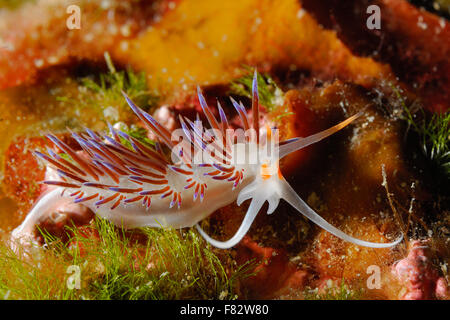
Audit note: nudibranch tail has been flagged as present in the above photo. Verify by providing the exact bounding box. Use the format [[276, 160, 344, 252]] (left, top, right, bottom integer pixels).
[[11, 188, 73, 247]]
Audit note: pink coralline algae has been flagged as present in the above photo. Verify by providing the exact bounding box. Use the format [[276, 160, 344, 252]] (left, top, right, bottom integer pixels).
[[392, 240, 448, 300]]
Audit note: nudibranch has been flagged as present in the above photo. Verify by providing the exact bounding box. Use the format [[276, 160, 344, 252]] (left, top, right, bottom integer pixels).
[[12, 71, 402, 249]]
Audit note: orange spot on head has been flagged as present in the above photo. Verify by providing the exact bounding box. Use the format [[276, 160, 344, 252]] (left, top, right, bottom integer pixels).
[[261, 163, 271, 180]]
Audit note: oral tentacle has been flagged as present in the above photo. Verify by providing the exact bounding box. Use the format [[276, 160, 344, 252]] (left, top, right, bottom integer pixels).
[[236, 181, 259, 205], [280, 178, 403, 248], [266, 194, 280, 214], [195, 195, 264, 249]]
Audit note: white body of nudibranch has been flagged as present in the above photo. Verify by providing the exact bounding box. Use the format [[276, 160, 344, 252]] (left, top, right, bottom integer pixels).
[[12, 71, 402, 249]]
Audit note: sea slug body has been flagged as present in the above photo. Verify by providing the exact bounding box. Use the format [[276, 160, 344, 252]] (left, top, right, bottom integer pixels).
[[12, 71, 402, 249]]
